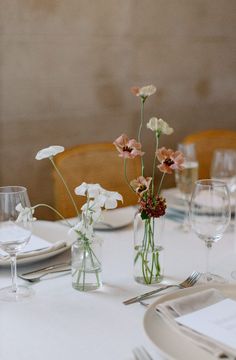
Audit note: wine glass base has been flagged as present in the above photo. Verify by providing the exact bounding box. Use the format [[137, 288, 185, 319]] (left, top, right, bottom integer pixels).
[[0, 285, 34, 302], [199, 272, 227, 284]]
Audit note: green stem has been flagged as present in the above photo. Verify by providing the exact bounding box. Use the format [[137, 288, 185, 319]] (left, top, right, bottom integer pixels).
[[33, 203, 73, 226], [50, 157, 80, 217], [152, 134, 159, 195], [157, 173, 166, 195], [124, 159, 136, 193], [138, 98, 145, 176]]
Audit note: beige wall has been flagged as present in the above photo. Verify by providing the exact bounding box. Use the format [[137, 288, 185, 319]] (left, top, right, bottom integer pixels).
[[0, 0, 236, 218]]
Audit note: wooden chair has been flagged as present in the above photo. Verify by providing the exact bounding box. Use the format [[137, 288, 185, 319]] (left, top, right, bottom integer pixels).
[[182, 129, 236, 179], [52, 143, 140, 218]]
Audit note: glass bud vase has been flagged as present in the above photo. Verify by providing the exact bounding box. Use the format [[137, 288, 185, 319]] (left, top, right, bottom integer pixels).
[[134, 212, 165, 285], [71, 234, 102, 291]]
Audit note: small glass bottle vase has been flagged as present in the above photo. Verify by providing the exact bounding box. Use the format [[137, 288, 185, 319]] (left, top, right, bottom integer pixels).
[[71, 234, 102, 291], [134, 212, 165, 285]]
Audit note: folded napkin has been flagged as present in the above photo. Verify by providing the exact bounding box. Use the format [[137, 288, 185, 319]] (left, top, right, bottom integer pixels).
[[156, 288, 236, 359], [0, 236, 67, 261]]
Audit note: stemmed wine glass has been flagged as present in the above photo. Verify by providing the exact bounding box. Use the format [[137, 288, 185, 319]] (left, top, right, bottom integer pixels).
[[189, 179, 231, 283], [0, 186, 34, 301], [211, 149, 236, 192], [175, 143, 199, 231]]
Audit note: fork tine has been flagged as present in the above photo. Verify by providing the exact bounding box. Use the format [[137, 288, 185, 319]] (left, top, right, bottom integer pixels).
[[181, 271, 200, 288]]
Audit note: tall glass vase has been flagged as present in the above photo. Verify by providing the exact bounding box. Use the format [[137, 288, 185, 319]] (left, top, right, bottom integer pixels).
[[71, 234, 102, 291], [134, 212, 165, 285]]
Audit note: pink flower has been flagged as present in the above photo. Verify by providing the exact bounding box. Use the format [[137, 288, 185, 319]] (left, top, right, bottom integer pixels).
[[113, 134, 144, 159], [130, 176, 152, 196], [156, 147, 184, 174], [130, 85, 156, 98]]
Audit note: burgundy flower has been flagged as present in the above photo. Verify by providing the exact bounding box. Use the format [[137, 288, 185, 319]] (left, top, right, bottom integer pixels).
[[139, 195, 166, 218]]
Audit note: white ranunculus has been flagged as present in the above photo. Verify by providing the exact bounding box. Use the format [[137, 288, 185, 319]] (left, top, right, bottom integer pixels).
[[75, 183, 102, 198], [16, 203, 36, 222], [35, 146, 64, 160], [147, 117, 174, 135], [96, 190, 123, 210], [139, 85, 156, 97]]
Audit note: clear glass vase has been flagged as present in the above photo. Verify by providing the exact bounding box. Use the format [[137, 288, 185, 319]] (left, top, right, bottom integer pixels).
[[71, 234, 102, 291], [134, 212, 165, 285]]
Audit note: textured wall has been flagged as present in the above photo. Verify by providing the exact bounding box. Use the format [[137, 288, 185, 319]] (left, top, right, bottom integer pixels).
[[0, 0, 236, 218]]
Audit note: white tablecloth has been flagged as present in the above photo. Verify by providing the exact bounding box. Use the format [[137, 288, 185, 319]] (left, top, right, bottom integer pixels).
[[1, 213, 236, 360]]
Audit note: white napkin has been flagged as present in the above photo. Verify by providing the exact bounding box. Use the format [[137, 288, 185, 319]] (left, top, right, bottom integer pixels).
[[0, 234, 67, 260], [156, 288, 236, 359]]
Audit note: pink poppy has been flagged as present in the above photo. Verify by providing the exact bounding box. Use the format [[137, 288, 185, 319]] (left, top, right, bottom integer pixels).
[[113, 134, 144, 159], [156, 147, 184, 174], [130, 176, 152, 196]]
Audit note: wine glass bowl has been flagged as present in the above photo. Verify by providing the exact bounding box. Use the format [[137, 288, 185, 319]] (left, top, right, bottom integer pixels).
[[211, 149, 236, 192], [0, 186, 34, 301], [189, 179, 231, 283]]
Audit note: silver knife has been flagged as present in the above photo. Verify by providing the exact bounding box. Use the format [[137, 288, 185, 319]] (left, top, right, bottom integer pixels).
[[18, 263, 71, 281]]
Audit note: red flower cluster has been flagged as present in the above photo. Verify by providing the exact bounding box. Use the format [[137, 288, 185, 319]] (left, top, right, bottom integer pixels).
[[139, 195, 167, 219]]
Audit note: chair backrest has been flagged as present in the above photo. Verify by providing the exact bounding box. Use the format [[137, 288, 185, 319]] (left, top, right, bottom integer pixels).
[[182, 129, 236, 179], [52, 143, 140, 218]]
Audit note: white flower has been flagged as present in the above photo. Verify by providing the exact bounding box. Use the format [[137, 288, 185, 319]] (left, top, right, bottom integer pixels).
[[69, 220, 93, 240], [81, 200, 102, 223], [75, 183, 102, 198], [139, 85, 156, 97], [96, 190, 123, 210], [35, 146, 64, 160], [147, 117, 173, 135], [16, 204, 36, 222]]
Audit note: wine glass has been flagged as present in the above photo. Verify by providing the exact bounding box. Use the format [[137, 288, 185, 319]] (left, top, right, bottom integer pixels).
[[0, 186, 34, 301], [211, 149, 236, 192], [189, 179, 231, 283], [175, 143, 199, 231]]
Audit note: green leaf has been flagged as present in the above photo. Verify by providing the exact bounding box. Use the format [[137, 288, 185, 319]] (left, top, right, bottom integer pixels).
[[141, 211, 149, 220]]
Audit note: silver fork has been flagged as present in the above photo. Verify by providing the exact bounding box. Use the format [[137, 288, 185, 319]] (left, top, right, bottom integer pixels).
[[123, 271, 200, 305], [132, 346, 153, 360]]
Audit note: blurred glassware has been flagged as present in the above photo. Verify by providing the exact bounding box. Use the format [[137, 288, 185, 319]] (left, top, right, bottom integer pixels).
[[175, 143, 199, 231], [211, 149, 236, 193], [190, 179, 231, 283], [0, 186, 34, 301]]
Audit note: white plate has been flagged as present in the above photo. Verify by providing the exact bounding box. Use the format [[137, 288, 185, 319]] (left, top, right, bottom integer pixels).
[[94, 206, 136, 231], [143, 284, 236, 360], [0, 220, 75, 266]]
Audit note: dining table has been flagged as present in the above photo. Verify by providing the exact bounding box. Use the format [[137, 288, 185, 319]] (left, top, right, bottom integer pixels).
[[1, 196, 236, 360]]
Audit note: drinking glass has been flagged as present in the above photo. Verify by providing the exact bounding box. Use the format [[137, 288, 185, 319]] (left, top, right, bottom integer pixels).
[[175, 143, 199, 231], [211, 149, 236, 192], [0, 186, 34, 301], [189, 179, 231, 283]]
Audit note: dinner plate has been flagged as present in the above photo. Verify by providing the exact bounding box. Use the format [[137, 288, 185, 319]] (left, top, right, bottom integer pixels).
[[143, 284, 236, 360], [0, 220, 75, 266], [94, 206, 136, 231]]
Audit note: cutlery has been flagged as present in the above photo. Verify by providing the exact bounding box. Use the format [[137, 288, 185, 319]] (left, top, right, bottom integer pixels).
[[132, 346, 153, 360], [123, 271, 200, 305], [18, 263, 71, 282]]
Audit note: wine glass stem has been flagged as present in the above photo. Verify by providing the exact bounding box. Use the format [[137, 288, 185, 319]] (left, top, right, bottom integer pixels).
[[206, 241, 212, 280], [183, 194, 190, 229], [10, 254, 17, 293]]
